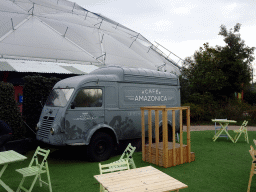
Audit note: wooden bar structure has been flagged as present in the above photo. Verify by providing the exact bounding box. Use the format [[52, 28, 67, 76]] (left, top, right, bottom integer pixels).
[[141, 106, 195, 168]]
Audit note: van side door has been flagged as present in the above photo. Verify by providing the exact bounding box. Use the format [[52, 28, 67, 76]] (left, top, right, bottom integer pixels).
[[64, 87, 104, 144]]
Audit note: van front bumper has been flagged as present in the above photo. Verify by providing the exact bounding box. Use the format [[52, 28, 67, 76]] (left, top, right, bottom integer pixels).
[[36, 134, 67, 146]]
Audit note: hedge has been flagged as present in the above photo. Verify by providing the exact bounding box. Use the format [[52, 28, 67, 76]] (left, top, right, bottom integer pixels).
[[22, 75, 60, 138], [0, 82, 25, 140]]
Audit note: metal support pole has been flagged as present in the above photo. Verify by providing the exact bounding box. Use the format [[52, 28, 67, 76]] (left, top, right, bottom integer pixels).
[[63, 27, 68, 37], [11, 18, 14, 30], [84, 12, 88, 20], [129, 33, 139, 48], [72, 3, 75, 13], [101, 34, 104, 43], [28, 3, 35, 15], [147, 45, 153, 53]]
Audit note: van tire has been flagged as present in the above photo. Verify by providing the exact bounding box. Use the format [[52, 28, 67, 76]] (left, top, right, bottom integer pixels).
[[159, 125, 173, 142], [87, 132, 114, 162]]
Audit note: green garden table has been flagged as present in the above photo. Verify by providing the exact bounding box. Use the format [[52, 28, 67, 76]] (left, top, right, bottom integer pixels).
[[212, 119, 237, 143], [0, 150, 27, 192]]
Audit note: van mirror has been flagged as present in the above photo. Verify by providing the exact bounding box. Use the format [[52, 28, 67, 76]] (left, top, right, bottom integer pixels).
[[71, 102, 76, 109]]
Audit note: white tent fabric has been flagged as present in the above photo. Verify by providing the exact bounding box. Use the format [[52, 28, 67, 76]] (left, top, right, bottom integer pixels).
[[0, 59, 99, 74], [0, 0, 181, 75]]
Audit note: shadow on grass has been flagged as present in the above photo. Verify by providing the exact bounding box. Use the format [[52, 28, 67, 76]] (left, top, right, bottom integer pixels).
[[42, 138, 142, 163]]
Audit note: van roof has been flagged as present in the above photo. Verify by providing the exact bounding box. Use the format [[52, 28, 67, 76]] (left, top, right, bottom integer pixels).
[[91, 66, 178, 85], [54, 66, 179, 88]]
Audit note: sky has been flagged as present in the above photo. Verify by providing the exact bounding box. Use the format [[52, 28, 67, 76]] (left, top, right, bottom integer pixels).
[[73, 0, 256, 78]]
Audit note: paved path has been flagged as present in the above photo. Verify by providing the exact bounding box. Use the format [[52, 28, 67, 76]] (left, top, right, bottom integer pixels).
[[183, 125, 256, 132]]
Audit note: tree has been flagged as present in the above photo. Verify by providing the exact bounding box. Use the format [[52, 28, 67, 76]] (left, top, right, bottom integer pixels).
[[215, 23, 255, 97], [181, 23, 255, 100], [181, 43, 227, 96]]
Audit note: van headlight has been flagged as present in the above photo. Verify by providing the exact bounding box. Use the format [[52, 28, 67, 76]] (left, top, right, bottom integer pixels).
[[50, 128, 54, 135], [35, 122, 40, 131]]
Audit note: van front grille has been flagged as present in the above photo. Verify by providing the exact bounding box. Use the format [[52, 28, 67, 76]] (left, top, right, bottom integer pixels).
[[38, 116, 55, 138]]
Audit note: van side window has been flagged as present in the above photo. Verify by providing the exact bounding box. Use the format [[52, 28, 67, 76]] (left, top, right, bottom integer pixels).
[[74, 89, 102, 107]]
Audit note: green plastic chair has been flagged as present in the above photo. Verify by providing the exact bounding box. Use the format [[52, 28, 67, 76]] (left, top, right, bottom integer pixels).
[[112, 143, 136, 169], [16, 146, 52, 192], [99, 160, 130, 192], [233, 120, 249, 143]]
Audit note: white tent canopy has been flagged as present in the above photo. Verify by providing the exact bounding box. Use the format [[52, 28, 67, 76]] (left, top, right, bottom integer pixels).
[[0, 0, 181, 75]]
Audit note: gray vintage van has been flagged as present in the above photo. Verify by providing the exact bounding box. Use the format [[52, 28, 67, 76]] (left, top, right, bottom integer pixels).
[[36, 66, 181, 161]]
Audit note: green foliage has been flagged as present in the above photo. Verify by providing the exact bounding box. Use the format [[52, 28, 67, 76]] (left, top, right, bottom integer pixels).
[[215, 24, 254, 97], [183, 98, 256, 125], [218, 99, 250, 121], [182, 23, 255, 99], [183, 92, 218, 122], [183, 103, 204, 122], [243, 88, 256, 105], [22, 75, 60, 137], [246, 106, 256, 124], [0, 82, 25, 140], [179, 75, 191, 104], [182, 43, 227, 96]]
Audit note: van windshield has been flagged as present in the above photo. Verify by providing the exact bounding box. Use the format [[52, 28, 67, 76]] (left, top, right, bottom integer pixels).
[[45, 88, 74, 107]]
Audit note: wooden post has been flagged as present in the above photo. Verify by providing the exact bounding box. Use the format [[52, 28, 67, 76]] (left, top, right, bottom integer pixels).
[[148, 110, 152, 163], [187, 107, 191, 163], [141, 109, 145, 161], [180, 109, 183, 164], [155, 110, 159, 166], [172, 110, 176, 166], [163, 108, 168, 168]]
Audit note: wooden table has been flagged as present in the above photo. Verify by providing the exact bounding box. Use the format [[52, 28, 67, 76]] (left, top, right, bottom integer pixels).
[[0, 150, 27, 192], [94, 166, 188, 192], [212, 119, 237, 143]]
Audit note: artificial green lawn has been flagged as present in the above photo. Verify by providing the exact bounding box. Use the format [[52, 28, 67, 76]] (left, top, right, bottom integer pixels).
[[3, 130, 256, 191]]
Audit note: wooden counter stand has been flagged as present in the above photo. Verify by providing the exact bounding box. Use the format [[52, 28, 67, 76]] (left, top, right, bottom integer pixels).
[[141, 106, 195, 168]]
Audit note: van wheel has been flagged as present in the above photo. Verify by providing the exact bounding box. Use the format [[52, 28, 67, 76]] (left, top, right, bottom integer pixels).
[[87, 132, 114, 162], [159, 125, 173, 142]]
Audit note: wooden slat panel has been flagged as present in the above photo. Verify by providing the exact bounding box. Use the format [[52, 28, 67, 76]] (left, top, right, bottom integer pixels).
[[140, 106, 166, 110], [141, 106, 193, 168], [141, 109, 145, 161], [172, 110, 176, 166], [180, 109, 183, 164], [155, 110, 159, 166], [166, 106, 190, 110], [163, 109, 168, 168], [187, 108, 191, 163], [148, 110, 152, 163], [94, 166, 188, 192], [145, 144, 190, 167]]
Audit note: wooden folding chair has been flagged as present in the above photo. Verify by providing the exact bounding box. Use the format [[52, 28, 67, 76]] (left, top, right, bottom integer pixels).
[[112, 143, 136, 169], [248, 145, 256, 192], [233, 120, 249, 143], [99, 160, 130, 192], [16, 146, 52, 192]]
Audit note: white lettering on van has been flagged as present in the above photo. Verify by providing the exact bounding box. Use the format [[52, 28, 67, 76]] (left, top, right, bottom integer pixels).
[[142, 89, 160, 95], [134, 95, 167, 101], [139, 96, 144, 101], [73, 113, 98, 120]]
